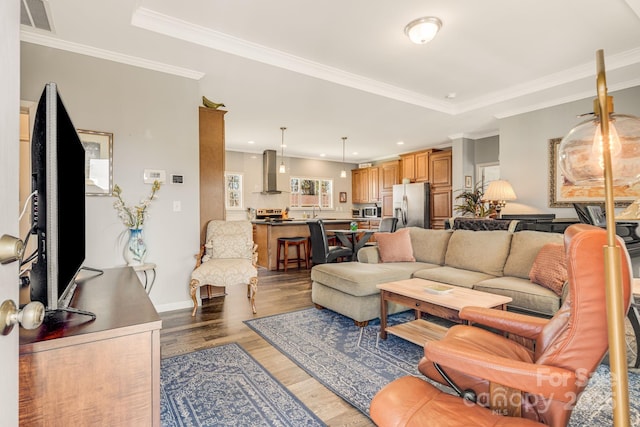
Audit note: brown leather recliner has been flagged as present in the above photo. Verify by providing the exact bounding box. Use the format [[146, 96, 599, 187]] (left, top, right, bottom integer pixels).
[[418, 223, 633, 426]]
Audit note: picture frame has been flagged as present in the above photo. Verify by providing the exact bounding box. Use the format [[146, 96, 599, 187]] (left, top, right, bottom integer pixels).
[[464, 175, 472, 189], [339, 192, 347, 203], [548, 138, 638, 207], [78, 129, 113, 196]]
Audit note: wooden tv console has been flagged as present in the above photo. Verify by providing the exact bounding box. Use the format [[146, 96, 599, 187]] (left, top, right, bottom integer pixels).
[[19, 267, 162, 426]]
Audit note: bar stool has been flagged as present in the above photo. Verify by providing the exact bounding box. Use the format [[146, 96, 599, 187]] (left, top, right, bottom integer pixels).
[[277, 237, 308, 271]]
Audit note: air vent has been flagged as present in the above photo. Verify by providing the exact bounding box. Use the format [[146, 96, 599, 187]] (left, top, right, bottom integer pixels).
[[21, 0, 53, 32]]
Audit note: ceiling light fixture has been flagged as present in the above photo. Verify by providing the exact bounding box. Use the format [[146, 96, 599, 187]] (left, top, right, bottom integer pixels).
[[404, 16, 442, 45], [279, 127, 287, 174], [340, 137, 347, 178]]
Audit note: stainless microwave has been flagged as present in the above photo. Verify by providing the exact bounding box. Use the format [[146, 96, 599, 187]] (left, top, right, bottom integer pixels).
[[351, 208, 363, 218], [363, 206, 381, 218]]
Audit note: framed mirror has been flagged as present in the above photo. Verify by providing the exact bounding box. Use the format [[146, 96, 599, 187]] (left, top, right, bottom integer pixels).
[[78, 129, 113, 196]]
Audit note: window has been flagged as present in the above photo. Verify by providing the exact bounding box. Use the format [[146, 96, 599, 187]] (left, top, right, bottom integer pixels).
[[225, 172, 243, 209], [289, 177, 333, 209]]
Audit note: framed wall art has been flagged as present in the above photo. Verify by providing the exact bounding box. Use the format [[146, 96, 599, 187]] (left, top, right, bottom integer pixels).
[[548, 138, 640, 207], [339, 191, 347, 203], [78, 129, 113, 196]]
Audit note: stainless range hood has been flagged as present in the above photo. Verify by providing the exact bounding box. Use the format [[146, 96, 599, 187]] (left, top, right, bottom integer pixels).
[[262, 150, 282, 194]]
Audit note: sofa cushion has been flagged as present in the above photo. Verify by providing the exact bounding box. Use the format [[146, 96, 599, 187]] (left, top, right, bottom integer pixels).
[[502, 231, 563, 279], [528, 243, 567, 296], [311, 262, 432, 297], [474, 276, 561, 316], [444, 230, 513, 276], [375, 228, 415, 262], [408, 227, 453, 265], [412, 266, 496, 289]]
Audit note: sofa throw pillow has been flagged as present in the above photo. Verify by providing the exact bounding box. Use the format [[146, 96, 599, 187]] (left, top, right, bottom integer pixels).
[[529, 243, 567, 296], [375, 228, 415, 263]]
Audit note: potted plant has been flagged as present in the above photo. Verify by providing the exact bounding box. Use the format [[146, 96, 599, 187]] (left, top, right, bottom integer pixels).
[[454, 184, 493, 218]]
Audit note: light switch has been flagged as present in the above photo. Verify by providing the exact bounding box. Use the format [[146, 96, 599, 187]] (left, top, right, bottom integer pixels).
[[173, 201, 181, 212]]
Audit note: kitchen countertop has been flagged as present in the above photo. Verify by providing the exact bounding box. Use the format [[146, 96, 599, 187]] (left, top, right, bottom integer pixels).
[[252, 218, 371, 225]]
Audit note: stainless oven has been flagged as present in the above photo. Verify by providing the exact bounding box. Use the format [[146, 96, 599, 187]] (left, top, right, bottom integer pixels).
[[351, 208, 363, 218]]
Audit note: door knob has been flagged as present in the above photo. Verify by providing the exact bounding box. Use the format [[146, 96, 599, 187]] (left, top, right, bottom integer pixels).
[[0, 300, 45, 335]]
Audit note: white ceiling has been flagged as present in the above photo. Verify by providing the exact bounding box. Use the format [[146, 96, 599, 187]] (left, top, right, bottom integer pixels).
[[20, 0, 640, 163]]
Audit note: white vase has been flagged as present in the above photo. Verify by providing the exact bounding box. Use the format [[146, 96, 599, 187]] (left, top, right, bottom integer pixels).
[[124, 227, 147, 266]]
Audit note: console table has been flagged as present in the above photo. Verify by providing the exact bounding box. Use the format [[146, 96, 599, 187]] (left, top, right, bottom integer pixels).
[[19, 267, 162, 426]]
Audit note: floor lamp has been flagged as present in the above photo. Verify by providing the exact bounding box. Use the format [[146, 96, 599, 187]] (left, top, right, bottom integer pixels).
[[559, 50, 640, 427]]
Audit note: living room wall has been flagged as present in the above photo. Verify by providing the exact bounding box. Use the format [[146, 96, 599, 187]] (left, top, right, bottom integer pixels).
[[499, 85, 640, 219], [20, 43, 200, 311]]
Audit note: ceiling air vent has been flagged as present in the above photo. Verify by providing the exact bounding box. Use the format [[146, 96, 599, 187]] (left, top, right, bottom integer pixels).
[[21, 0, 54, 32]]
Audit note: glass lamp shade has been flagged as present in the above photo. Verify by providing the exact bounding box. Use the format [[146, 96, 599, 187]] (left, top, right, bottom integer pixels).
[[559, 114, 640, 187], [404, 17, 442, 44]]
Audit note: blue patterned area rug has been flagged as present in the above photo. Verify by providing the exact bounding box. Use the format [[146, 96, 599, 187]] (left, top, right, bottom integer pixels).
[[160, 342, 324, 426], [245, 308, 640, 426]]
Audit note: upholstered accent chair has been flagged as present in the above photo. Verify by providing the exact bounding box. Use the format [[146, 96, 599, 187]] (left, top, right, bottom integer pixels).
[[418, 224, 632, 426], [190, 220, 258, 316]]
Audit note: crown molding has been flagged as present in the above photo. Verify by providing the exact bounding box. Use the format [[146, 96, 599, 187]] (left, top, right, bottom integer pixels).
[[20, 29, 205, 80], [131, 7, 456, 114]]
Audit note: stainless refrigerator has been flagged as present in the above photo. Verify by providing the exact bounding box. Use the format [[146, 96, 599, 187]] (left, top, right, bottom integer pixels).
[[392, 182, 431, 228]]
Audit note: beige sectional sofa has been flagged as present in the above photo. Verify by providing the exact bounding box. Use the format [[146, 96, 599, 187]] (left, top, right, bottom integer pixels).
[[310, 227, 564, 325]]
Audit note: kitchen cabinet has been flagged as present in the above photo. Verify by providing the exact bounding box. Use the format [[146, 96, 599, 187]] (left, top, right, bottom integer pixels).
[[400, 153, 415, 182], [352, 166, 382, 203], [380, 161, 400, 192], [369, 166, 380, 202], [379, 160, 400, 218], [400, 149, 437, 183], [429, 150, 452, 229], [352, 168, 369, 203]]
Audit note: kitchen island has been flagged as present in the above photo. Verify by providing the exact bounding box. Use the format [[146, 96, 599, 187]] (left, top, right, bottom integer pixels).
[[253, 219, 357, 270]]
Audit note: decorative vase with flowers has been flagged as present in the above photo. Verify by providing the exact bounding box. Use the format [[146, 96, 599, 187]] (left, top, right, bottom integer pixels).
[[112, 180, 161, 265]]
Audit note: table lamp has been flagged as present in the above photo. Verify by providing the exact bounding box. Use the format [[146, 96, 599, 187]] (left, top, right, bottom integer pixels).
[[482, 180, 517, 218], [558, 49, 640, 427]]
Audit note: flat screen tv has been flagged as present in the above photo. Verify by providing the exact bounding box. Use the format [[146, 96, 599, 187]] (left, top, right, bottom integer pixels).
[[29, 82, 95, 319]]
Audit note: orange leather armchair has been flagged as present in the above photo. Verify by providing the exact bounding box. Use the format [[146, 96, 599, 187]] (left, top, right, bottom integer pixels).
[[417, 224, 633, 426]]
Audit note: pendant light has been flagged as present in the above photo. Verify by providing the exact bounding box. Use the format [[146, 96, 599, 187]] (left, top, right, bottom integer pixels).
[[340, 137, 347, 178], [279, 127, 286, 174]]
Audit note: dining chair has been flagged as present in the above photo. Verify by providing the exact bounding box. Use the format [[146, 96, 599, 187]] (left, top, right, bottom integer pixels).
[[379, 217, 398, 232], [306, 220, 353, 265], [365, 217, 398, 247]]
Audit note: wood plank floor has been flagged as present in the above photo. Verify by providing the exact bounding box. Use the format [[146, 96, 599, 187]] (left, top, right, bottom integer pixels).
[[159, 267, 375, 427]]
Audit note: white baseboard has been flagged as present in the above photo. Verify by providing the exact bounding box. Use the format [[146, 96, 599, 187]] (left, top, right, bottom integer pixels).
[[155, 299, 193, 313]]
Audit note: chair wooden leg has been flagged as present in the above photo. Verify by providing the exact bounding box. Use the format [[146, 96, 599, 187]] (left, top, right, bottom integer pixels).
[[190, 279, 200, 316], [248, 277, 258, 314]]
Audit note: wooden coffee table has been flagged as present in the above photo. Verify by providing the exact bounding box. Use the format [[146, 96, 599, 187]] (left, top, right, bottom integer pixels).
[[377, 278, 512, 346]]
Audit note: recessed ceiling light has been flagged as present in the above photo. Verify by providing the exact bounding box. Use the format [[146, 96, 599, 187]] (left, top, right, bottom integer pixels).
[[248, 140, 255, 144], [445, 92, 457, 99], [320, 153, 326, 157], [397, 141, 405, 145], [352, 152, 359, 156]]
